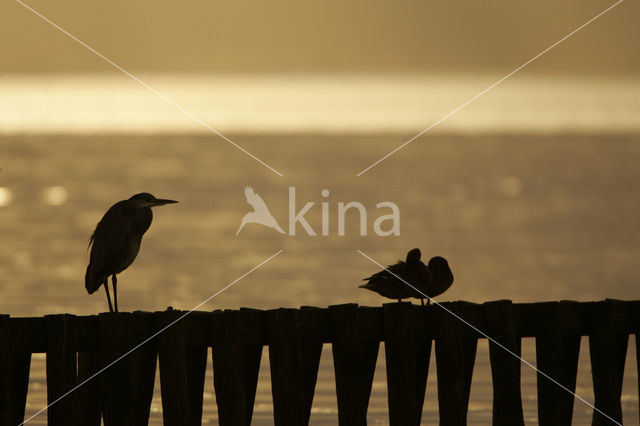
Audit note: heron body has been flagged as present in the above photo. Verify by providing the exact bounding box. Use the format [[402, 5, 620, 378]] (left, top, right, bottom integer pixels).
[[85, 193, 177, 312], [359, 249, 454, 305]]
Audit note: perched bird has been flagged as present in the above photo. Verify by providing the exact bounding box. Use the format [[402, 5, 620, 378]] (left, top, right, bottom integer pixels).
[[359, 249, 454, 305], [359, 248, 430, 304], [85, 193, 177, 312], [236, 186, 285, 235], [424, 256, 454, 303]]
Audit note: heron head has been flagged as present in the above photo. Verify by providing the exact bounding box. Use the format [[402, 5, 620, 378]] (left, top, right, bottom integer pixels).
[[129, 192, 178, 208], [405, 248, 421, 264]]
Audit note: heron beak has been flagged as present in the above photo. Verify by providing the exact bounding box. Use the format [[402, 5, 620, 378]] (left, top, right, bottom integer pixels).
[[153, 199, 178, 206]]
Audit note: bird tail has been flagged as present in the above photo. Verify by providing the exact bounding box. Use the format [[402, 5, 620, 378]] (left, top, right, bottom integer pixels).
[[359, 282, 374, 289], [272, 222, 286, 234], [236, 217, 247, 236], [85, 264, 104, 294]]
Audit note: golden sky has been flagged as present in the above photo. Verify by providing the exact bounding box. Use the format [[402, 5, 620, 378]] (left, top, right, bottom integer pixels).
[[2, 0, 638, 74]]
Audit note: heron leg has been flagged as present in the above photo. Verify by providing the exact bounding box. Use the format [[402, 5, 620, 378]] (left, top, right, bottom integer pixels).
[[104, 280, 114, 313], [421, 298, 425, 306], [112, 274, 118, 313]]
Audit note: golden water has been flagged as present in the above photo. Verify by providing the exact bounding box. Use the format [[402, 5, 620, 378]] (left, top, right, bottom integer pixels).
[[2, 131, 640, 424]]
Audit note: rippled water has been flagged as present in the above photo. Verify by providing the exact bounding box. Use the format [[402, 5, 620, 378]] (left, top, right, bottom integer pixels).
[[2, 133, 640, 424]]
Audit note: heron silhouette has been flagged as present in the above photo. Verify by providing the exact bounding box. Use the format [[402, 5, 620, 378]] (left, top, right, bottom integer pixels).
[[236, 186, 285, 235], [359, 248, 453, 305], [85, 193, 177, 312]]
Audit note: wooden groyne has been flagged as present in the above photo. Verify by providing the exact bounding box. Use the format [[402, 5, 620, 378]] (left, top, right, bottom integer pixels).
[[0, 299, 636, 426]]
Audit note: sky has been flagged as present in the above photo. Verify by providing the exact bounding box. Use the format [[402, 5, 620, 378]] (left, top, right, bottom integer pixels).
[[2, 0, 638, 74]]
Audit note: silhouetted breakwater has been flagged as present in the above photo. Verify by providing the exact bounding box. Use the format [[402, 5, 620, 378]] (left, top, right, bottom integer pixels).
[[0, 300, 636, 426]]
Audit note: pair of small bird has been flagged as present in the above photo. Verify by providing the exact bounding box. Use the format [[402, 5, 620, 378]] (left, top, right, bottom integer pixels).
[[359, 248, 453, 305], [86, 193, 453, 312]]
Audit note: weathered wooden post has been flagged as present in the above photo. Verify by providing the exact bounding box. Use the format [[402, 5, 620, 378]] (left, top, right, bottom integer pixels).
[[383, 302, 431, 426], [589, 300, 628, 426], [45, 314, 78, 426], [0, 315, 10, 426], [632, 301, 640, 425], [3, 300, 640, 425], [157, 310, 208, 426], [483, 300, 524, 426], [434, 302, 479, 426], [6, 318, 31, 426], [296, 306, 327, 424], [330, 304, 380, 426], [76, 314, 101, 426], [99, 312, 157, 426], [0, 315, 30, 426], [76, 351, 101, 426], [533, 301, 581, 426], [210, 309, 263, 426], [266, 308, 322, 426]]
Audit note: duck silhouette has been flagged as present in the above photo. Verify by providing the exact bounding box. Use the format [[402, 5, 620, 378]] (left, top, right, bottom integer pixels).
[[424, 256, 454, 303], [236, 186, 286, 235], [359, 249, 453, 305]]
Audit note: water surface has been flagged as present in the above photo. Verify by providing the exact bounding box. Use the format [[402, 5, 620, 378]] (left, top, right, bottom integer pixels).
[[2, 132, 639, 424]]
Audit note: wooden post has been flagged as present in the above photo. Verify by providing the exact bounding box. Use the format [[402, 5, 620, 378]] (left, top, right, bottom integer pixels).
[[330, 304, 380, 426], [211, 309, 263, 426], [9, 352, 31, 426], [589, 300, 628, 426], [3, 300, 640, 425], [45, 314, 78, 426], [0, 316, 31, 426], [8, 316, 42, 426], [295, 307, 324, 425], [383, 302, 431, 426], [157, 310, 208, 426], [434, 302, 479, 426], [534, 301, 581, 426], [76, 351, 101, 426], [0, 315, 13, 426], [99, 312, 157, 426], [633, 301, 640, 426], [483, 300, 524, 426], [266, 308, 323, 426]]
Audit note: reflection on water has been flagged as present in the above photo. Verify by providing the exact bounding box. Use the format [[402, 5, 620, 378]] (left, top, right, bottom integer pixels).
[[2, 132, 640, 424], [2, 133, 640, 314], [0, 186, 11, 206], [0, 74, 639, 134], [41, 186, 68, 206]]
